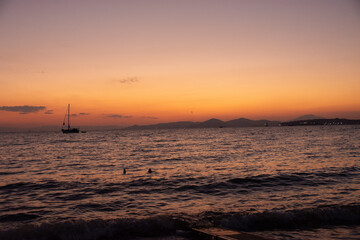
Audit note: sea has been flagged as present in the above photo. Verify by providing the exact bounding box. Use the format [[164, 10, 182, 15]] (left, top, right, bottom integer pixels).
[[0, 126, 359, 240]]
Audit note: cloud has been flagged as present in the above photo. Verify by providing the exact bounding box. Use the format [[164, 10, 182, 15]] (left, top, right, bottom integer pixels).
[[44, 110, 54, 114], [0, 105, 46, 114], [116, 77, 139, 84], [107, 114, 132, 119], [69, 113, 90, 117], [141, 116, 158, 119]]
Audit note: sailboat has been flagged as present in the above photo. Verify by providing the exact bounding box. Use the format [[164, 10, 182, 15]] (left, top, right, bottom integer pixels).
[[61, 104, 79, 133]]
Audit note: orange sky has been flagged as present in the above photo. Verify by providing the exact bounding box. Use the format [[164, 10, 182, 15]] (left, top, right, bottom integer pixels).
[[1, 0, 360, 128]]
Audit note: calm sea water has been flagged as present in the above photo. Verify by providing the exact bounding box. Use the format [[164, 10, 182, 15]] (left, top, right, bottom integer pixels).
[[0, 126, 359, 239]]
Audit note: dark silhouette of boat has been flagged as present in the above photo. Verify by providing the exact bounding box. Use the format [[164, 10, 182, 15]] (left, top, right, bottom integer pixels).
[[61, 104, 79, 133]]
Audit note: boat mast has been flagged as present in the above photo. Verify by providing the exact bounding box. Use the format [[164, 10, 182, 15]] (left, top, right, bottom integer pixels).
[[68, 104, 70, 129]]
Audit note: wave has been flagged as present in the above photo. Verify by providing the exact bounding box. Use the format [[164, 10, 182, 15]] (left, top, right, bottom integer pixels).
[[0, 216, 180, 240], [227, 167, 359, 188], [175, 167, 360, 194], [0, 180, 85, 193], [1, 166, 358, 197], [0, 171, 24, 176], [193, 204, 360, 231], [0, 204, 359, 240], [0, 213, 40, 222]]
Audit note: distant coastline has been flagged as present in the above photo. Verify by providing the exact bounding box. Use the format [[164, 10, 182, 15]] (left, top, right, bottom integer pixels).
[[125, 118, 280, 130], [281, 118, 360, 126], [1, 116, 360, 132], [125, 117, 360, 130]]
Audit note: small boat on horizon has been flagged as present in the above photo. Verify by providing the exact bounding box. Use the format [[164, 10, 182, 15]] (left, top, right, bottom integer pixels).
[[62, 104, 79, 134]]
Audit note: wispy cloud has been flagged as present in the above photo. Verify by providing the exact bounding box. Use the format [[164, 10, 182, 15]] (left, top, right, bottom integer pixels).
[[116, 77, 139, 84], [141, 116, 158, 119], [70, 113, 90, 117], [0, 105, 46, 114], [44, 110, 54, 114], [107, 114, 132, 119]]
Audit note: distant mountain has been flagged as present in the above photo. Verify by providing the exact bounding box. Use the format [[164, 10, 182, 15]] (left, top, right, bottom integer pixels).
[[198, 118, 225, 128], [125, 118, 280, 130], [292, 114, 324, 121], [225, 118, 254, 127], [225, 118, 277, 127]]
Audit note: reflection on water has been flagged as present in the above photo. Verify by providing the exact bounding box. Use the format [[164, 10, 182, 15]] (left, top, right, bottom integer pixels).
[[0, 126, 359, 239]]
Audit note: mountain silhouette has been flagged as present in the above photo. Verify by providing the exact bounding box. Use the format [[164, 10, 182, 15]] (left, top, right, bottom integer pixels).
[[198, 118, 224, 128], [126, 118, 280, 130], [292, 114, 324, 121]]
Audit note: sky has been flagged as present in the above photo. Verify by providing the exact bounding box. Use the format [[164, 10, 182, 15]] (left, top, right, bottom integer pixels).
[[0, 0, 360, 128]]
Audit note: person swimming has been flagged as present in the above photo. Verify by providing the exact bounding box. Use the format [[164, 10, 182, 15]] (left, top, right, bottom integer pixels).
[[148, 168, 152, 173]]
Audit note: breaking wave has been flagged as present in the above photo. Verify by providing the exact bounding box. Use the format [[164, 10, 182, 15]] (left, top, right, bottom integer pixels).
[[1, 204, 359, 240], [0, 216, 179, 240], [194, 204, 360, 231]]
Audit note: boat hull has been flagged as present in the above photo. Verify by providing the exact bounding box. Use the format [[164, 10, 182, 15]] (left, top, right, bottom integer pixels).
[[62, 128, 79, 133]]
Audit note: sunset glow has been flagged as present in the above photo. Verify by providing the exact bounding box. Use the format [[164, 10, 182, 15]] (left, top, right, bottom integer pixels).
[[1, 0, 360, 128]]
